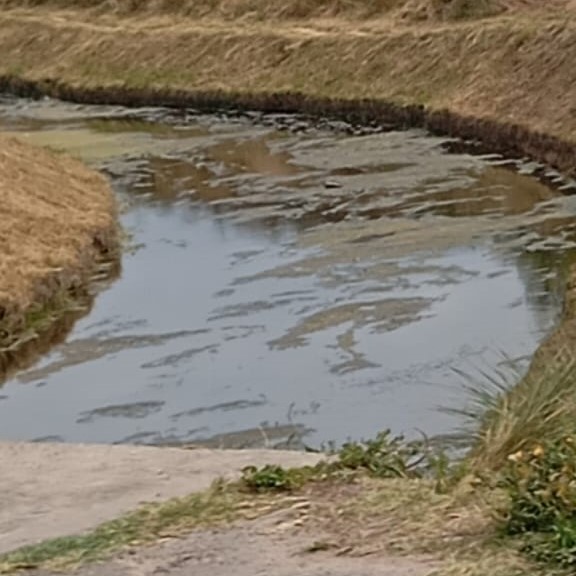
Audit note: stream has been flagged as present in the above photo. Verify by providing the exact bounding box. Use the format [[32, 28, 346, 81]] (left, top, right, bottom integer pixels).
[[1, 96, 576, 449]]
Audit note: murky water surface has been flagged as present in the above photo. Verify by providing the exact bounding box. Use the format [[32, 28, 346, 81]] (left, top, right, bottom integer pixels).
[[2, 96, 576, 448]]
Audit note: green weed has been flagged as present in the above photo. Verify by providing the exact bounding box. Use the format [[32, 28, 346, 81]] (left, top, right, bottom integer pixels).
[[498, 436, 576, 569], [337, 430, 426, 478], [240, 430, 456, 494], [241, 464, 316, 492]]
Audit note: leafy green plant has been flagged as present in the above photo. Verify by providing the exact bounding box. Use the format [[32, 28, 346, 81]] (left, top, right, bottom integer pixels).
[[499, 436, 576, 568], [240, 430, 468, 497], [241, 464, 314, 492], [426, 450, 468, 494], [241, 430, 437, 494], [337, 430, 426, 478]]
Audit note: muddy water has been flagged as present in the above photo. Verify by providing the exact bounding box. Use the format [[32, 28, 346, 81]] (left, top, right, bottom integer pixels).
[[1, 96, 576, 449]]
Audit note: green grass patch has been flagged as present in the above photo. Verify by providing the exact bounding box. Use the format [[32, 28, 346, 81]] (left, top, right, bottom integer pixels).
[[239, 430, 453, 494]]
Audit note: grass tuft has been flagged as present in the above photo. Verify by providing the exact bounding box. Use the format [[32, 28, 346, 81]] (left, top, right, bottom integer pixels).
[[447, 351, 576, 473]]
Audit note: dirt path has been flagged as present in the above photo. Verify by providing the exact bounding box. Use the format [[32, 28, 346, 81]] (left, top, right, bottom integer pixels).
[[0, 441, 437, 575], [30, 512, 435, 576], [0, 441, 323, 555], [0, 7, 567, 40]]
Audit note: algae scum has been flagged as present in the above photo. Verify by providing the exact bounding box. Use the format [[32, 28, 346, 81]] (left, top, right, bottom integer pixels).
[[1, 95, 576, 448]]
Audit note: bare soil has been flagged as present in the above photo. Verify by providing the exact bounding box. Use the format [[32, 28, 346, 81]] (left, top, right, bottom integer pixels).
[[0, 441, 324, 555], [0, 136, 118, 374], [30, 521, 434, 576]]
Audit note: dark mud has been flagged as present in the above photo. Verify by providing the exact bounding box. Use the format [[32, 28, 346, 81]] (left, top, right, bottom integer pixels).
[[2, 75, 576, 180], [1, 96, 576, 449]]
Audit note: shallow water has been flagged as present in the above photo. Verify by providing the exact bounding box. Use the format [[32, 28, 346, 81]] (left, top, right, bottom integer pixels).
[[1, 96, 576, 448]]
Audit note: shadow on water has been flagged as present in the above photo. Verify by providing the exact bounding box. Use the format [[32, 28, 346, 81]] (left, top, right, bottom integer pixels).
[[0, 261, 121, 384], [1, 97, 576, 449]]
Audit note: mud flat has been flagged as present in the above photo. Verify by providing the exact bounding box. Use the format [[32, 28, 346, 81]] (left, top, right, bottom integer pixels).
[[0, 136, 119, 378]]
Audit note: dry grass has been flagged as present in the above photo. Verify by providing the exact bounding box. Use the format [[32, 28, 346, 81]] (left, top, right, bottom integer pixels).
[[457, 268, 576, 472], [446, 353, 576, 473], [1, 3, 576, 144], [0, 0, 566, 21], [299, 477, 558, 576], [0, 136, 118, 354]]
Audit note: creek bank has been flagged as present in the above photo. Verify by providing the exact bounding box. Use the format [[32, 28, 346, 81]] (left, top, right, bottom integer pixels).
[[0, 136, 119, 380], [2, 8, 576, 175], [2, 78, 576, 182]]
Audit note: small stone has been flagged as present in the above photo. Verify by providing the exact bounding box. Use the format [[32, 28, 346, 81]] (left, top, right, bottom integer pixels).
[[324, 180, 343, 189]]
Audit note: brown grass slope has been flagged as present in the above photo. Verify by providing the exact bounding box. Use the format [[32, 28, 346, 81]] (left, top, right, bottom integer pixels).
[[0, 0, 570, 20], [0, 3, 576, 144], [0, 136, 118, 372]]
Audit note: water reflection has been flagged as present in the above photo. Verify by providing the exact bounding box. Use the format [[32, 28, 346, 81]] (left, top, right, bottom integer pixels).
[[0, 98, 575, 448]]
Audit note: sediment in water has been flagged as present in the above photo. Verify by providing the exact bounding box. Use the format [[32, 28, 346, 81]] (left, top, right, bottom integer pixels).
[[2, 76, 576, 179]]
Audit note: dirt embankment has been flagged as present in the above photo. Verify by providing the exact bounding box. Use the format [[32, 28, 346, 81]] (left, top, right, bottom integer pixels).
[[0, 136, 118, 378]]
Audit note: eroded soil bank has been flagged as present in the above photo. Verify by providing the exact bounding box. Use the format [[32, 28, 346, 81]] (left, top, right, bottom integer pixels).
[[0, 136, 119, 378]]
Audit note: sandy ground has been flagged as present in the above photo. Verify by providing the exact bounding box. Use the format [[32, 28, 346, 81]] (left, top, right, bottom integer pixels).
[[1, 441, 436, 576], [0, 441, 323, 554], [32, 523, 434, 576]]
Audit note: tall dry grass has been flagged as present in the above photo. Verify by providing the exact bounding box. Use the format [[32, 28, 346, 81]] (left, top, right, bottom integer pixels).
[[451, 350, 576, 472], [0, 0, 510, 20], [0, 136, 118, 350]]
